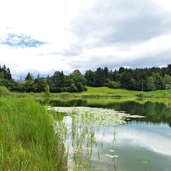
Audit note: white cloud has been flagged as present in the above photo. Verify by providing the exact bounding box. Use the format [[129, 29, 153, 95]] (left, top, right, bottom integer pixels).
[[0, 0, 171, 78]]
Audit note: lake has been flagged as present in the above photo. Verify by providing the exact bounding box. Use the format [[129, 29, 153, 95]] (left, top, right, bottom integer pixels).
[[51, 99, 171, 171]]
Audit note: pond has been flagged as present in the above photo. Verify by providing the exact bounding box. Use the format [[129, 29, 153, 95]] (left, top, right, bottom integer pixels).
[[51, 99, 171, 171]]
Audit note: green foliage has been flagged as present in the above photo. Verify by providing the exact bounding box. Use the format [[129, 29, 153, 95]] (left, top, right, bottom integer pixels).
[[48, 69, 87, 93], [105, 81, 120, 88], [49, 71, 65, 92], [146, 76, 156, 91], [0, 78, 16, 90], [24, 80, 34, 92], [32, 78, 47, 92], [164, 74, 171, 83], [0, 97, 67, 170], [0, 65, 12, 80], [0, 86, 10, 96], [94, 67, 106, 86], [85, 67, 113, 87], [120, 72, 136, 89], [25, 72, 33, 81], [152, 73, 166, 90], [69, 83, 78, 92], [85, 70, 96, 86], [164, 74, 171, 86], [85, 65, 171, 91], [70, 69, 87, 92], [1, 64, 171, 93], [44, 84, 50, 95]]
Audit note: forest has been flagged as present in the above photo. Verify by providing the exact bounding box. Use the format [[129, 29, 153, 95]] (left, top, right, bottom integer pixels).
[[0, 64, 171, 93]]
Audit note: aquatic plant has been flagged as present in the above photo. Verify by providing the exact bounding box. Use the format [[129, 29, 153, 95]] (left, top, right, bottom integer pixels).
[[51, 106, 144, 126]]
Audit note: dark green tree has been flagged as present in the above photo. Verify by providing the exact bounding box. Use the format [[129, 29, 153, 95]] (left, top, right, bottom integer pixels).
[[85, 70, 96, 86], [153, 73, 165, 90], [146, 76, 156, 91], [69, 69, 87, 92], [25, 72, 33, 81], [120, 72, 136, 89], [32, 78, 47, 92], [94, 68, 106, 87]]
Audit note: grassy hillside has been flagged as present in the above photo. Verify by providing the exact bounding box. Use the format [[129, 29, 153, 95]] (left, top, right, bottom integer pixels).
[[13, 86, 171, 100], [49, 87, 171, 99], [80, 87, 140, 97], [145, 89, 171, 98]]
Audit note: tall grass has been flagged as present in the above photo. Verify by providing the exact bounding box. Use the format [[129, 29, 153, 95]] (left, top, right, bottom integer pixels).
[[0, 96, 67, 171]]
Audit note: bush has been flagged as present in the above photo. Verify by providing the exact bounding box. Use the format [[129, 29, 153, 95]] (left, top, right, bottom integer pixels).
[[0, 86, 10, 96], [105, 81, 120, 89], [136, 93, 144, 98]]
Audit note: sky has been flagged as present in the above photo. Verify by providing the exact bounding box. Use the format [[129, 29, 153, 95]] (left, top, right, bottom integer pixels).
[[0, 0, 171, 79]]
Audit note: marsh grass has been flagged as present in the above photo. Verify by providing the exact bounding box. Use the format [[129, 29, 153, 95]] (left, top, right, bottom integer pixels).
[[0, 96, 67, 171], [64, 112, 96, 171]]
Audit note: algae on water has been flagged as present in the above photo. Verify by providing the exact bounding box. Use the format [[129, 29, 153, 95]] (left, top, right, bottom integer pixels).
[[51, 106, 144, 126]]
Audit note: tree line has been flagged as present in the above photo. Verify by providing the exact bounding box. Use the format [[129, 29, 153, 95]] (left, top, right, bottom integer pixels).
[[0, 64, 171, 93], [85, 65, 171, 91]]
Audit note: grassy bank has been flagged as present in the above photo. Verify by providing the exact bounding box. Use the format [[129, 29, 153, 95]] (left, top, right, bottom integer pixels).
[[0, 96, 67, 171]]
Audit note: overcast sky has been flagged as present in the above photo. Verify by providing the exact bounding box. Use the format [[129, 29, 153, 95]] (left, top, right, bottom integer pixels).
[[0, 0, 171, 78]]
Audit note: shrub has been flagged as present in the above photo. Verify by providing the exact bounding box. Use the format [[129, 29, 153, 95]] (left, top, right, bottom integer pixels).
[[0, 86, 10, 96], [136, 93, 144, 98], [105, 81, 120, 89]]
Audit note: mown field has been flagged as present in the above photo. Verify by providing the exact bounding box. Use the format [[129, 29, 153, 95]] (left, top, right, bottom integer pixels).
[[74, 87, 171, 98], [20, 86, 171, 100]]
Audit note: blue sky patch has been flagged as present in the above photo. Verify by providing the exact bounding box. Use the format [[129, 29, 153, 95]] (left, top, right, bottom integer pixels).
[[0, 34, 46, 48]]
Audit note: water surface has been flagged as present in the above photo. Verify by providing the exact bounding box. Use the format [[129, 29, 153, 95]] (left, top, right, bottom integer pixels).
[[53, 99, 171, 170]]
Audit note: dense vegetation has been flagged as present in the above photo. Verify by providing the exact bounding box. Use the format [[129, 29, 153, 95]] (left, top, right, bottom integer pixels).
[[85, 65, 171, 91], [0, 96, 67, 171], [0, 64, 171, 93]]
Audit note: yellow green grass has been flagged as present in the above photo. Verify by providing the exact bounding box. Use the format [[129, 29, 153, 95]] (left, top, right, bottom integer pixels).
[[144, 89, 171, 98], [53, 87, 171, 99], [81, 87, 171, 98], [47, 87, 171, 99], [12, 86, 171, 101]]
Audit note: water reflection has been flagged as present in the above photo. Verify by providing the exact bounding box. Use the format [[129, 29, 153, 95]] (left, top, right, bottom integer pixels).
[[95, 121, 171, 156], [50, 99, 87, 107], [52, 98, 171, 171], [49, 99, 171, 126], [48, 98, 171, 170], [61, 115, 171, 171]]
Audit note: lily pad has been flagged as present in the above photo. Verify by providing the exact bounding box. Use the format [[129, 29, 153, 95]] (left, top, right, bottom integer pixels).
[[51, 106, 145, 126]]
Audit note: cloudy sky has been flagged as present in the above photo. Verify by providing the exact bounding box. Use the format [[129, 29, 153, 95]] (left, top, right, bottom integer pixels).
[[0, 0, 171, 78]]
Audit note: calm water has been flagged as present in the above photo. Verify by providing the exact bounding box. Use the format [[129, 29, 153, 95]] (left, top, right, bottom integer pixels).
[[52, 99, 171, 171]]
